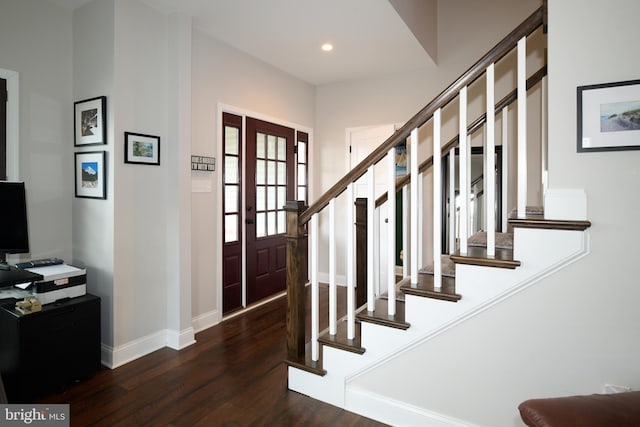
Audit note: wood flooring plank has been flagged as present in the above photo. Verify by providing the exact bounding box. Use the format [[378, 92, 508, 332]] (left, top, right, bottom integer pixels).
[[36, 286, 387, 427]]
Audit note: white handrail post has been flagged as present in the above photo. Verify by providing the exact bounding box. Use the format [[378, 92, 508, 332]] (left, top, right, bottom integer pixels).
[[486, 63, 496, 256], [517, 36, 527, 218], [502, 106, 509, 231], [329, 198, 337, 335], [410, 128, 419, 284], [367, 166, 375, 312], [433, 109, 442, 289], [346, 183, 355, 339], [387, 147, 396, 316], [310, 214, 319, 361], [459, 87, 469, 254]]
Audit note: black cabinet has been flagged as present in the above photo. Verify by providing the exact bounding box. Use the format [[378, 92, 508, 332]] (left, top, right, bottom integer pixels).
[[0, 294, 101, 403]]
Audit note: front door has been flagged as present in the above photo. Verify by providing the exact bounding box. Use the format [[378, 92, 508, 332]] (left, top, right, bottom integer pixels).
[[245, 118, 295, 305]]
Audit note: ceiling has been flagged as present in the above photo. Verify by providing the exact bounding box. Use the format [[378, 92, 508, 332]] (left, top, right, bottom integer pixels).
[[46, 0, 434, 86]]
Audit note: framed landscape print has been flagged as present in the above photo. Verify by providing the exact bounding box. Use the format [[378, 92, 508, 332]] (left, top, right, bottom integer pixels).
[[75, 151, 107, 199], [124, 132, 160, 166], [577, 79, 640, 152], [74, 96, 107, 146]]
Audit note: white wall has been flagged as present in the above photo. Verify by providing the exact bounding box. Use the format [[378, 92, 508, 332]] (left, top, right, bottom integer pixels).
[[0, 0, 73, 262], [72, 0, 116, 350], [190, 29, 315, 325], [112, 0, 172, 352], [347, 1, 640, 426]]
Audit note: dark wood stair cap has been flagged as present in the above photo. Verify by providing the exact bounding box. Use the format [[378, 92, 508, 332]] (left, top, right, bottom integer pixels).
[[356, 299, 410, 330], [451, 246, 521, 269], [400, 275, 461, 302]]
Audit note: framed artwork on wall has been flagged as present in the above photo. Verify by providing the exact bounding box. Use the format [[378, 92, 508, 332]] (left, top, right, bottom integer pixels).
[[74, 96, 107, 146], [124, 132, 160, 166], [74, 151, 107, 199], [577, 79, 640, 152]]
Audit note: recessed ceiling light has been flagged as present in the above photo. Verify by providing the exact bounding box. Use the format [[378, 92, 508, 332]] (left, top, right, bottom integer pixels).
[[321, 43, 334, 52]]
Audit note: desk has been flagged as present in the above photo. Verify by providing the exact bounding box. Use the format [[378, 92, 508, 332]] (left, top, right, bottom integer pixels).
[[0, 294, 101, 402]]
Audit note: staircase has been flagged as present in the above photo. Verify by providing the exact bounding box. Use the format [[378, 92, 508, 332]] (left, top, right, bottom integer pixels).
[[284, 6, 592, 426]]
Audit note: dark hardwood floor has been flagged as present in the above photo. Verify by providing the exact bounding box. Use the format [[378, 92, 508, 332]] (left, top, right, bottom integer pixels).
[[38, 286, 388, 427]]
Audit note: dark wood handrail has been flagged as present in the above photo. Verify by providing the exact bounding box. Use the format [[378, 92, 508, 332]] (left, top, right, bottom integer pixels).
[[374, 64, 547, 208], [299, 6, 543, 225]]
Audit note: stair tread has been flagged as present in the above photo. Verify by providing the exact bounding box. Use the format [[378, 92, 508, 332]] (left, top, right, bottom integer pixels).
[[451, 246, 521, 269], [318, 320, 365, 354], [356, 298, 410, 330], [284, 342, 327, 376], [399, 275, 461, 302]]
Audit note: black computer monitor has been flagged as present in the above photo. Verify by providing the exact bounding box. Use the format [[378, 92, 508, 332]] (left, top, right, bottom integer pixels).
[[0, 182, 30, 270]]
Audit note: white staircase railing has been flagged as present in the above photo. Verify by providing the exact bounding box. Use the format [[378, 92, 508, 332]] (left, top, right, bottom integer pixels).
[[285, 7, 546, 367]]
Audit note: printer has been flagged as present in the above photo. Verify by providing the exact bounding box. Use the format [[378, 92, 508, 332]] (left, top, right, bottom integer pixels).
[[24, 264, 87, 304]]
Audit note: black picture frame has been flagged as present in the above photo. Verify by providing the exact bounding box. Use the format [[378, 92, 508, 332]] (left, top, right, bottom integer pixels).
[[577, 79, 640, 152], [74, 96, 107, 146], [124, 132, 160, 166], [74, 151, 107, 199]]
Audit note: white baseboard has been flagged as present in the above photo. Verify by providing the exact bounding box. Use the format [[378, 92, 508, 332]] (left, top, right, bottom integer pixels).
[[192, 308, 222, 333], [346, 386, 477, 427], [102, 327, 195, 369], [166, 327, 196, 350], [103, 330, 167, 369]]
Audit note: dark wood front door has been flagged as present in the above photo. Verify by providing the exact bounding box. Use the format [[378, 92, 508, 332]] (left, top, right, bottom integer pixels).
[[245, 117, 295, 305]]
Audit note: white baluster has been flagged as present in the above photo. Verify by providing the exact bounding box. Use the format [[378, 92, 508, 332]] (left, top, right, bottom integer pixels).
[[433, 109, 442, 289], [387, 147, 396, 316], [417, 170, 423, 275], [402, 185, 408, 278], [346, 183, 355, 339], [310, 213, 319, 361], [502, 106, 509, 231], [367, 165, 375, 312], [374, 205, 381, 298], [449, 148, 456, 252], [459, 87, 469, 254], [517, 36, 527, 218], [410, 128, 419, 284], [329, 198, 337, 335], [541, 75, 548, 196], [486, 63, 496, 257]]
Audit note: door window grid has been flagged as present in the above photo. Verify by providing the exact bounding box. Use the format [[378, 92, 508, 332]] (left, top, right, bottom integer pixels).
[[224, 125, 241, 243], [296, 132, 308, 203], [255, 132, 286, 238]]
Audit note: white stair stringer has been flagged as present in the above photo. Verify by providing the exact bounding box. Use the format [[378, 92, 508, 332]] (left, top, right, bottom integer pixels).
[[288, 226, 590, 426]]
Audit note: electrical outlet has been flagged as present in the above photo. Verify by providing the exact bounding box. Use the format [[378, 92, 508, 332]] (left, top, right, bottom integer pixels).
[[603, 384, 632, 394]]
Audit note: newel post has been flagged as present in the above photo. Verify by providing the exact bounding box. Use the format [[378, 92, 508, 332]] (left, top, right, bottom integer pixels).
[[355, 198, 367, 308], [285, 200, 308, 360]]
